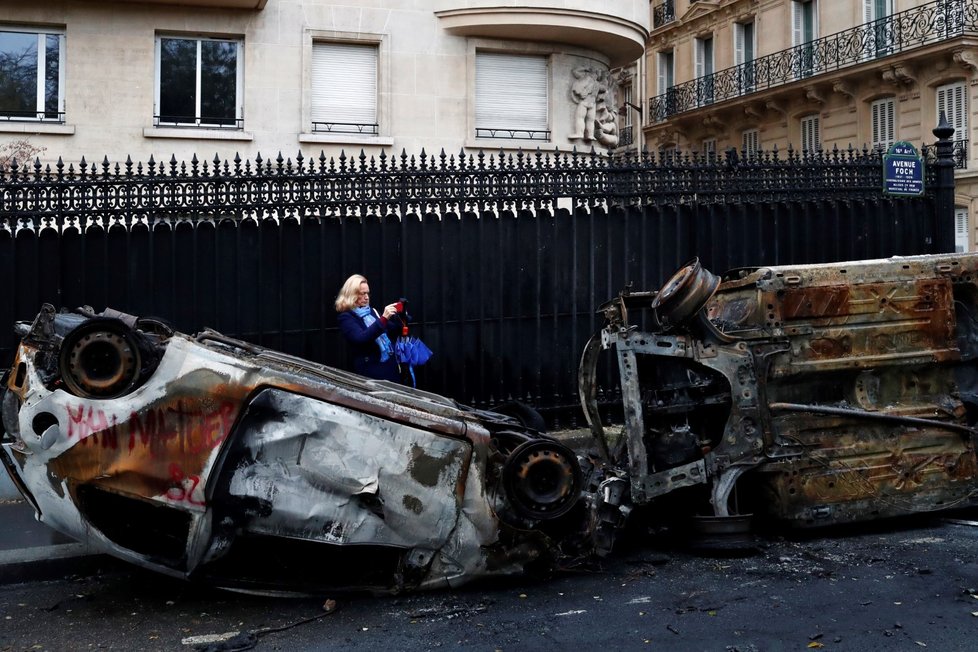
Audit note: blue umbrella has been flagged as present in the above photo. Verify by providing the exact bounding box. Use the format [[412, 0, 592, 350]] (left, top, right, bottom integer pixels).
[[396, 337, 433, 366], [395, 337, 433, 387]]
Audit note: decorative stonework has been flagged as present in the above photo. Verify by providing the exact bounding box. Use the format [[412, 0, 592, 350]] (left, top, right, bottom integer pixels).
[[568, 66, 618, 148], [953, 48, 978, 72]]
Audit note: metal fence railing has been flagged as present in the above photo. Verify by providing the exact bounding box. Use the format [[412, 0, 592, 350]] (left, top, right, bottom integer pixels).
[[0, 132, 957, 425]]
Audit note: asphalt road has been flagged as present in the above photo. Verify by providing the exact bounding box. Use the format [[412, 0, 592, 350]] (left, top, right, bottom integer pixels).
[[2, 512, 978, 652]]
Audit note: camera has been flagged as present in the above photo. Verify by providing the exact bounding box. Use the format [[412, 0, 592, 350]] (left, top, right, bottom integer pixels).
[[395, 298, 408, 314]]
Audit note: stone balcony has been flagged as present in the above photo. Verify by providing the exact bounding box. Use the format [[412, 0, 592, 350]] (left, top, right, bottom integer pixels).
[[111, 0, 266, 8], [434, 1, 650, 67]]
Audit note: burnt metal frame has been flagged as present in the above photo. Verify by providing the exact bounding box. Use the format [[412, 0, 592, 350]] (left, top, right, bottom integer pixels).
[[649, 0, 978, 123]]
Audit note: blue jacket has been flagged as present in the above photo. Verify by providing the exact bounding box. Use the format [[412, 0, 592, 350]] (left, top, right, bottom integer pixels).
[[337, 309, 404, 383]]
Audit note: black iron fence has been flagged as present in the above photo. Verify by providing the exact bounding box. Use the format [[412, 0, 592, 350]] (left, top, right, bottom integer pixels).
[[0, 136, 956, 424], [650, 0, 978, 122]]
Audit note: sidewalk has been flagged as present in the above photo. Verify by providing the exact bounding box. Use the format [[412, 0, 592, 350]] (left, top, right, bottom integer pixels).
[[0, 499, 104, 585]]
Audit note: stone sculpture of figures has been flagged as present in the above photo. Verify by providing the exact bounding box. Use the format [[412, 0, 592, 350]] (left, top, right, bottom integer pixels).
[[595, 99, 619, 148], [569, 67, 601, 140], [569, 66, 618, 147]]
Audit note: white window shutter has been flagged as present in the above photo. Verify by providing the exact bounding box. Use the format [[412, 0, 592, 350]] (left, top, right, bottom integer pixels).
[[311, 42, 378, 126], [937, 82, 968, 138], [658, 53, 668, 93], [955, 207, 969, 253], [801, 114, 820, 151], [742, 128, 759, 153], [871, 97, 895, 148], [695, 40, 704, 78], [476, 52, 548, 133], [792, 1, 803, 46], [734, 24, 745, 65]]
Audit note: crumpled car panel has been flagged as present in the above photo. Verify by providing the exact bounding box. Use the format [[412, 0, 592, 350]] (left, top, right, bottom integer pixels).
[[1, 309, 587, 594]]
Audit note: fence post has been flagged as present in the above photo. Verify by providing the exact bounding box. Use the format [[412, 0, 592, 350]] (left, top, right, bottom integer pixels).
[[932, 112, 956, 253]]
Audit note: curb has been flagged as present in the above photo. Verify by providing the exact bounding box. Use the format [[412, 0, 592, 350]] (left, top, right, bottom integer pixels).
[[0, 543, 110, 585]]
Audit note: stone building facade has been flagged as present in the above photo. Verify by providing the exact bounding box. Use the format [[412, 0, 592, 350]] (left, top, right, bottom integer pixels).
[[644, 0, 977, 250], [0, 0, 648, 164]]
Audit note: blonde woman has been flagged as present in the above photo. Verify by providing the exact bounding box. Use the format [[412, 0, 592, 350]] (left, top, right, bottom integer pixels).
[[335, 274, 404, 382]]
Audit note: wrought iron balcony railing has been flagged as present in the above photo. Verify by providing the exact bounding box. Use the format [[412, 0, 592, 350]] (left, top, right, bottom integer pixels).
[[619, 125, 634, 148], [0, 110, 66, 124], [649, 0, 978, 123], [475, 127, 551, 141], [154, 115, 243, 129], [312, 121, 379, 135], [653, 0, 675, 29]]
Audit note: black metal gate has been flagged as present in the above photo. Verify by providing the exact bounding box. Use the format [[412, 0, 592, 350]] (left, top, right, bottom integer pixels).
[[0, 132, 957, 423]]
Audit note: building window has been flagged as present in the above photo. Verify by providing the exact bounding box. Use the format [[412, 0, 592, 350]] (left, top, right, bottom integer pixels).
[[864, 0, 894, 58], [742, 128, 759, 154], [937, 81, 968, 141], [311, 42, 378, 135], [800, 114, 820, 151], [694, 36, 714, 106], [956, 207, 969, 253], [702, 138, 717, 161], [475, 52, 549, 140], [871, 97, 895, 150], [0, 27, 65, 122], [155, 35, 243, 128], [734, 20, 755, 92], [792, 0, 817, 78], [656, 50, 675, 119]]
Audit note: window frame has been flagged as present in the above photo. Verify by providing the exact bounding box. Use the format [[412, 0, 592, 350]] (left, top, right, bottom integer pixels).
[[936, 81, 968, 141], [309, 40, 379, 136], [474, 50, 550, 142], [153, 34, 244, 129], [800, 113, 821, 151], [694, 35, 714, 106], [742, 128, 759, 154], [956, 206, 969, 253], [871, 96, 896, 150], [702, 137, 717, 161], [0, 26, 66, 123], [792, 0, 818, 79], [734, 20, 756, 92]]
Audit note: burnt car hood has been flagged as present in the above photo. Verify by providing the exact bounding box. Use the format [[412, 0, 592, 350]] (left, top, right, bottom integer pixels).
[[1, 308, 587, 594]]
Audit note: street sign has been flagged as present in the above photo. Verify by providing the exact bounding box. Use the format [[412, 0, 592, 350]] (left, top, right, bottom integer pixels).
[[883, 141, 924, 196]]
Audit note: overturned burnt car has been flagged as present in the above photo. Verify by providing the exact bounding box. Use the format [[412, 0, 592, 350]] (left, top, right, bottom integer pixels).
[[5, 252, 978, 594], [0, 306, 589, 594], [580, 252, 978, 543]]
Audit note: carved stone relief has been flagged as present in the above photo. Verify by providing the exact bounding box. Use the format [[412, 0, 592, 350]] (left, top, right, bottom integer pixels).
[[568, 66, 619, 148]]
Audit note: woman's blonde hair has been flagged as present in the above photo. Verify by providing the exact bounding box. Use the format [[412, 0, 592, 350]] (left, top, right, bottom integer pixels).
[[335, 274, 367, 312]]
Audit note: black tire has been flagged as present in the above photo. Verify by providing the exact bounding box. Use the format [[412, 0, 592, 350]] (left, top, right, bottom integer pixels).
[[490, 400, 548, 433]]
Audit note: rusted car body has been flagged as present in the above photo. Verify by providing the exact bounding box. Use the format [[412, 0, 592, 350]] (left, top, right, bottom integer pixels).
[[580, 252, 978, 539], [0, 306, 586, 594]]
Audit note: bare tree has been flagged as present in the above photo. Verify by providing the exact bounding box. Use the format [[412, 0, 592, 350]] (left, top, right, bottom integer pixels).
[[0, 137, 46, 170]]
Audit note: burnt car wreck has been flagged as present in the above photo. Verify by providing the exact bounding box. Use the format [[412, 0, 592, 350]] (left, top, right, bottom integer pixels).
[[580, 252, 978, 545], [4, 252, 978, 594], [0, 307, 587, 594]]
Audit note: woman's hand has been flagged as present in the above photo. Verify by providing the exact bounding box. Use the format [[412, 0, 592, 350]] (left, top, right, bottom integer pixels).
[[382, 303, 398, 319]]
